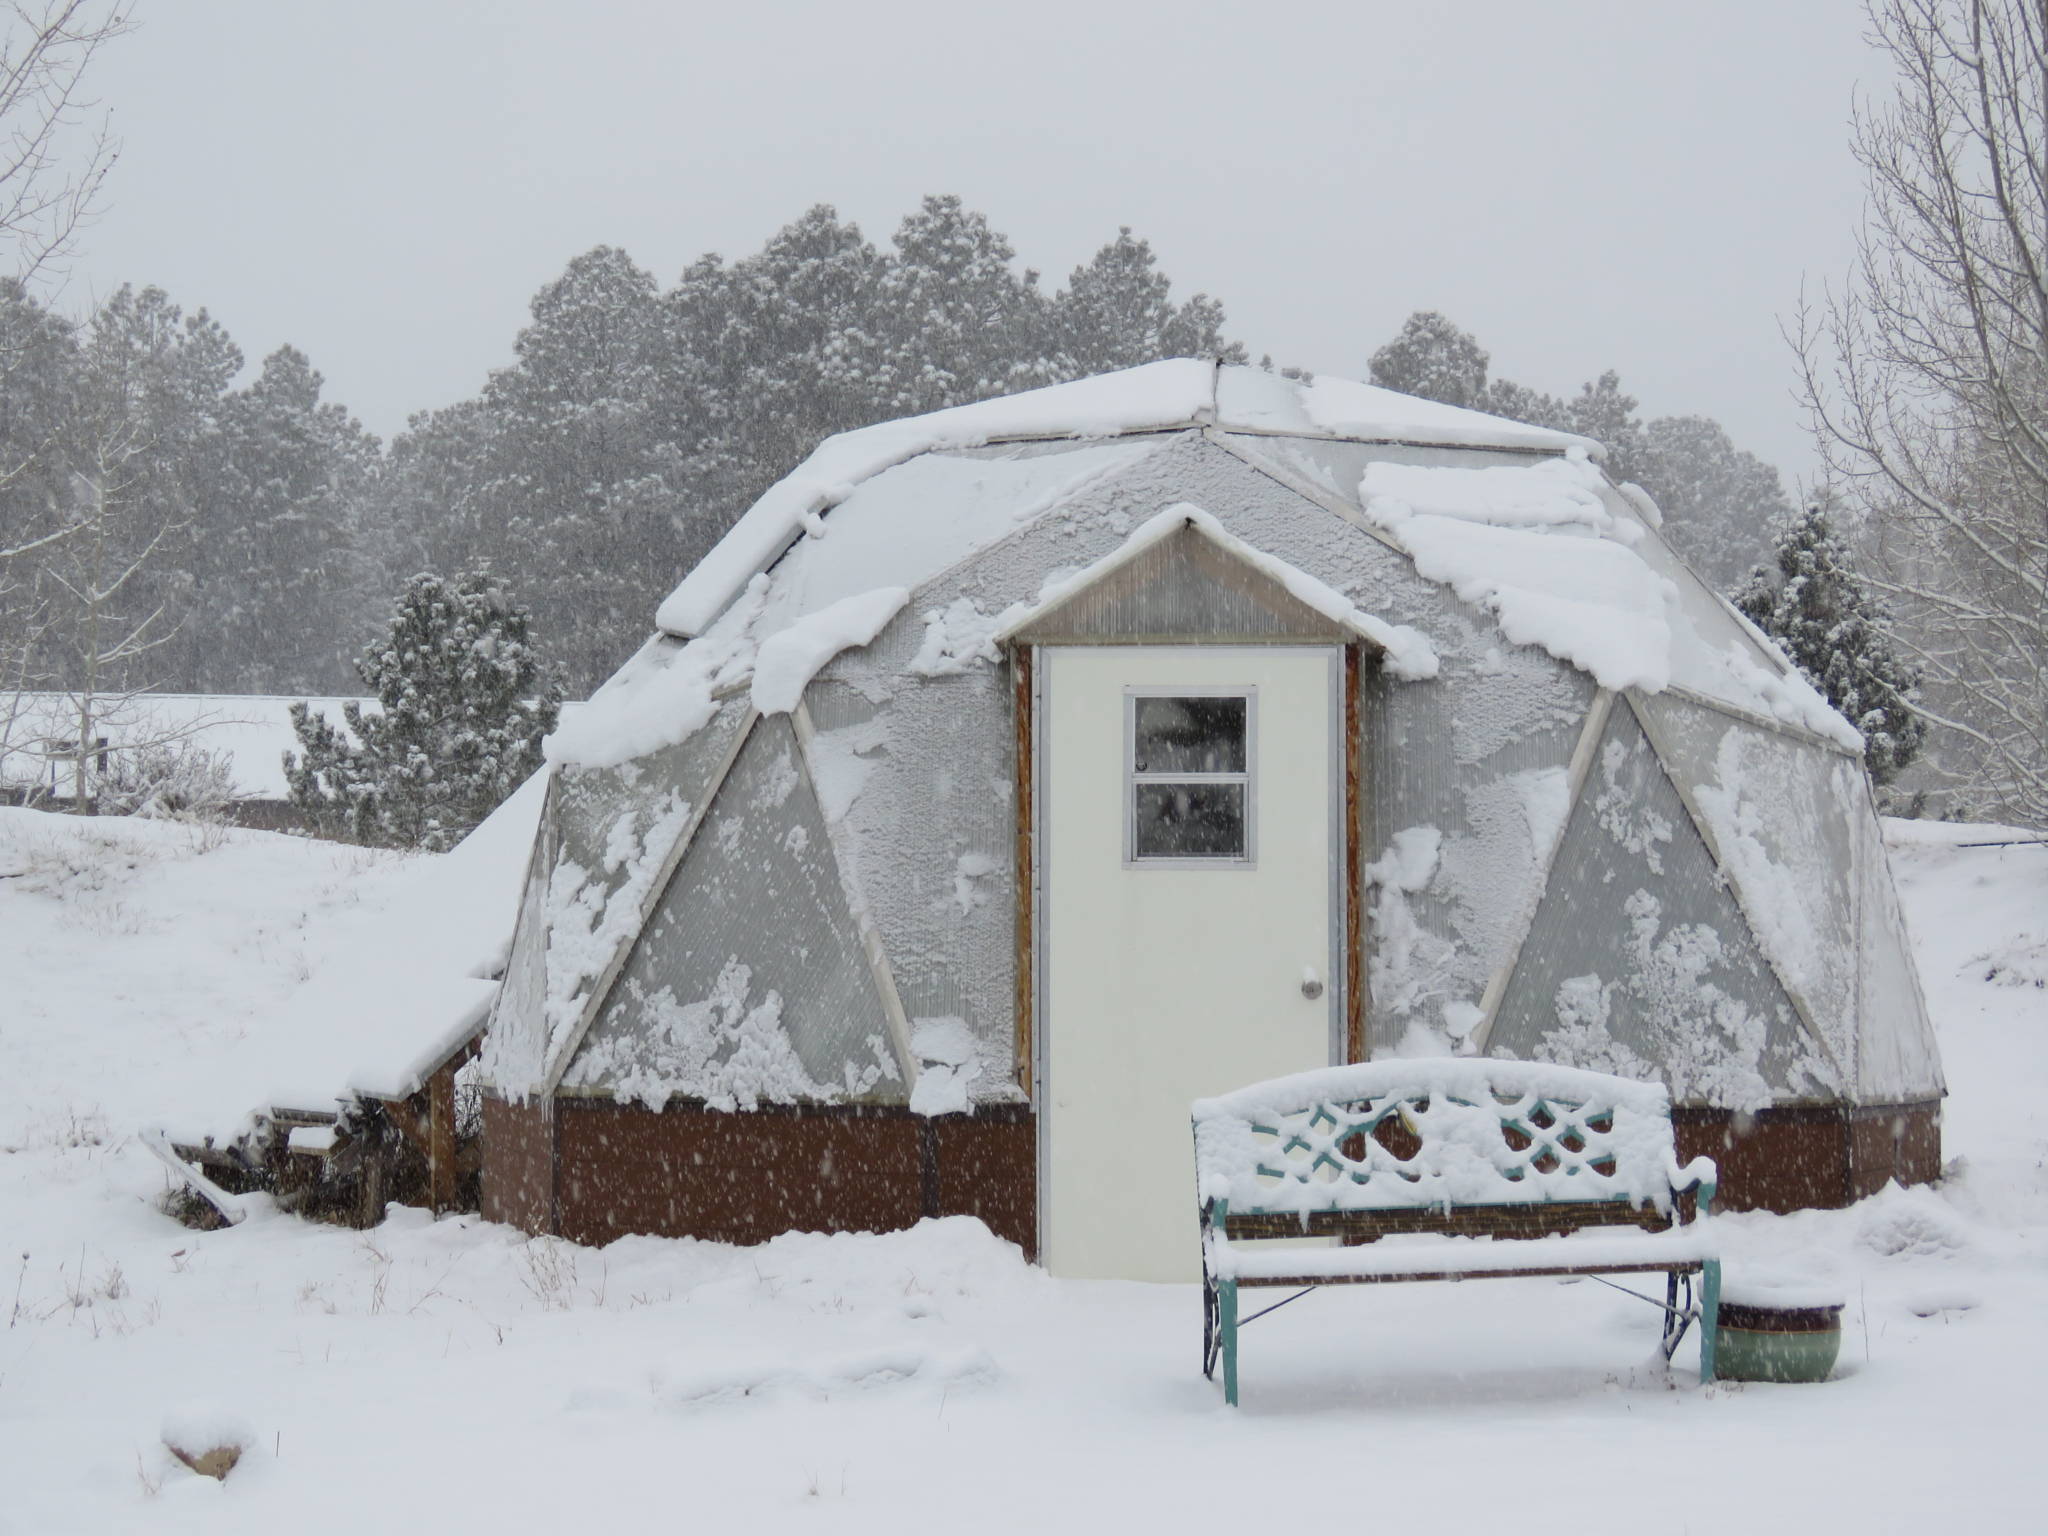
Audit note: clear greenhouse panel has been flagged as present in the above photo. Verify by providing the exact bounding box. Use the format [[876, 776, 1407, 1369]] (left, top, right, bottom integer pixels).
[[477, 783, 558, 1093], [1363, 653, 1594, 1053], [531, 694, 755, 1085], [1607, 488, 1797, 697], [808, 636, 1021, 1101], [751, 438, 1164, 635], [1486, 699, 1839, 1110], [562, 713, 904, 1111], [1854, 808, 1946, 1101], [1634, 691, 1863, 1075]]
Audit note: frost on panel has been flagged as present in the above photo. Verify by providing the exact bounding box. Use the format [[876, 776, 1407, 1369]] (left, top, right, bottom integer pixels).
[[527, 696, 752, 1088], [1854, 810, 1944, 1101], [562, 713, 902, 1111], [477, 788, 557, 1094], [1486, 701, 1835, 1111], [1635, 693, 1861, 1075], [910, 597, 1003, 676], [1364, 633, 1593, 1054], [809, 636, 1019, 1104], [1364, 826, 1459, 1050]]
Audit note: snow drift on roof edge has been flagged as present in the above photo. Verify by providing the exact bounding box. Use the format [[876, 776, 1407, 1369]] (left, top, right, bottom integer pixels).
[[656, 360, 1596, 638], [160, 770, 548, 1147]]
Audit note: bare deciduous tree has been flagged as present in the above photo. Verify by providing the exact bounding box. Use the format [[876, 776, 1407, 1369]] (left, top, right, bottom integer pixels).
[[0, 1, 132, 286], [1, 4, 132, 776], [1796, 0, 2048, 825]]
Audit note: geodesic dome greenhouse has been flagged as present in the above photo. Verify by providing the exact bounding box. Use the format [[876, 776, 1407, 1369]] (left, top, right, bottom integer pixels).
[[474, 359, 1941, 1281]]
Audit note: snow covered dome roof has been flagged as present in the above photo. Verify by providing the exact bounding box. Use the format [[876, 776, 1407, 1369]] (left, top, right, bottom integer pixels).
[[656, 359, 1598, 639]]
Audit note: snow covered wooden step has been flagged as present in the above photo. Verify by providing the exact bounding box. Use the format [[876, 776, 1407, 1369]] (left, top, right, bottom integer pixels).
[[1192, 1058, 1721, 1405]]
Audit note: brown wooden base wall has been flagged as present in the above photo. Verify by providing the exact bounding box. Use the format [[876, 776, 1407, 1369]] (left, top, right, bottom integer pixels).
[[481, 1095, 1037, 1257], [481, 1095, 1940, 1253], [1673, 1099, 1942, 1213]]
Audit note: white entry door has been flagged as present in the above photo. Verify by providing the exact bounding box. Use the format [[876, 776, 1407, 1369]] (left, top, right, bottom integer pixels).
[[1040, 645, 1341, 1281]]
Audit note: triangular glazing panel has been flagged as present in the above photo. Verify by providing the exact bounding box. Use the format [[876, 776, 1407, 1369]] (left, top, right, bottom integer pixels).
[[562, 713, 904, 1109], [532, 695, 755, 1084], [1634, 691, 1862, 1075], [1852, 807, 1945, 1101], [478, 779, 558, 1093], [1362, 655, 1595, 1053], [1486, 699, 1840, 1108]]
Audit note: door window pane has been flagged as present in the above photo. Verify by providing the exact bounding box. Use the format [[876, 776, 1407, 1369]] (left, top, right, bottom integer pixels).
[[1133, 695, 1247, 774], [1133, 782, 1246, 858]]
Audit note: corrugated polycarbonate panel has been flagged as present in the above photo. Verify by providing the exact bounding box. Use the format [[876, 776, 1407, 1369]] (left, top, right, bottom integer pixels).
[[1608, 488, 1795, 710], [552, 694, 752, 889], [1486, 700, 1837, 1110], [477, 779, 558, 1092], [1218, 434, 1556, 520], [1363, 655, 1594, 1053], [1227, 433, 1838, 730], [810, 632, 1020, 1099], [536, 695, 754, 1080], [562, 714, 903, 1109], [751, 439, 1165, 638], [1853, 809, 1945, 1101], [1634, 691, 1862, 1077]]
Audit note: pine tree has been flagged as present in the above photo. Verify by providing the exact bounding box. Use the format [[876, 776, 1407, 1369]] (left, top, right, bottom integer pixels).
[[1636, 414, 1793, 590], [285, 568, 560, 849], [1052, 227, 1244, 375], [1734, 504, 1926, 786], [196, 344, 381, 693], [1368, 311, 1492, 410], [872, 194, 1056, 417]]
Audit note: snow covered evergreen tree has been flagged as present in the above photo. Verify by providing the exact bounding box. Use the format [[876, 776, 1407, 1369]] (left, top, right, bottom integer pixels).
[[872, 194, 1057, 417], [1735, 503, 1925, 786], [1052, 227, 1244, 375], [193, 344, 381, 693], [1368, 311, 1492, 410], [467, 246, 678, 689], [285, 568, 560, 849], [1637, 414, 1793, 590]]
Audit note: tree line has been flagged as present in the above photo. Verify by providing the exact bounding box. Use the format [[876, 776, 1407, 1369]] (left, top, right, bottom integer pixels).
[[1, 198, 1245, 712], [4, 183, 1925, 841], [4, 201, 1811, 705]]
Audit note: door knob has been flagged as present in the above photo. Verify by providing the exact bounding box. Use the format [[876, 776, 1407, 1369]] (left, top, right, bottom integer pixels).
[[1301, 967, 1324, 1000]]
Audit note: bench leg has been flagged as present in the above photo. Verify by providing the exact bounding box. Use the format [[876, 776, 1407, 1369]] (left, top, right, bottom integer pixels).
[[1219, 1279, 1239, 1407], [1698, 1259, 1721, 1383], [1660, 1271, 1696, 1360], [1202, 1270, 1219, 1380]]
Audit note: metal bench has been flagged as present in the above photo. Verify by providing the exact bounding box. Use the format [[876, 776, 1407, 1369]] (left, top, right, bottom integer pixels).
[[1193, 1058, 1721, 1406]]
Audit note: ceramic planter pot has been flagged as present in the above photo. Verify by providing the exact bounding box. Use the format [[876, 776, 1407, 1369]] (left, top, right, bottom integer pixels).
[[1715, 1300, 1844, 1383]]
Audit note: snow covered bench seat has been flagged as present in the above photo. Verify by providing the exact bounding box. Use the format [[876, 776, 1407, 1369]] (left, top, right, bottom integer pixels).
[[1192, 1059, 1721, 1405]]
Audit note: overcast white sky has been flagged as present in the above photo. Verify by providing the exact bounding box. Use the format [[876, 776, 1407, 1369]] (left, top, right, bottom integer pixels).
[[58, 0, 1880, 485]]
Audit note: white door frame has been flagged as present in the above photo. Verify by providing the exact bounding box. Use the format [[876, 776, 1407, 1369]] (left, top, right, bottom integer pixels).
[[1029, 642, 1349, 1274]]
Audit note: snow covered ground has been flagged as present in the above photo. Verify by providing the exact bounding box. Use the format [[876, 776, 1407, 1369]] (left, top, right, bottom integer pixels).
[[1, 808, 2042, 1533]]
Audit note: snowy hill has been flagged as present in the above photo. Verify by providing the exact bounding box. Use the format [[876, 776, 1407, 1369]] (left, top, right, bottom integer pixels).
[[0, 807, 2043, 1533]]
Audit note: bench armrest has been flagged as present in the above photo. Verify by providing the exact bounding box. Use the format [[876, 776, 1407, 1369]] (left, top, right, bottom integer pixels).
[[1669, 1154, 1718, 1217]]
